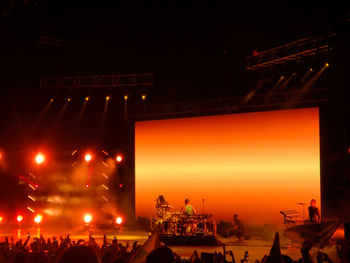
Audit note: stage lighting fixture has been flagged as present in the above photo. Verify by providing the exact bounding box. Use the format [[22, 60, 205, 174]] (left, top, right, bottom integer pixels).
[[0, 216, 3, 224], [35, 153, 45, 165], [116, 154, 123, 163], [124, 95, 128, 101], [309, 68, 313, 72], [84, 153, 92, 162], [116, 217, 123, 225], [0, 152, 2, 160], [141, 94, 146, 100], [84, 213, 92, 224], [16, 215, 23, 223], [67, 98, 71, 102], [119, 184, 123, 188], [106, 96, 110, 101], [34, 214, 43, 224], [85, 96, 90, 101], [50, 98, 54, 102], [86, 184, 89, 188], [325, 62, 329, 67]]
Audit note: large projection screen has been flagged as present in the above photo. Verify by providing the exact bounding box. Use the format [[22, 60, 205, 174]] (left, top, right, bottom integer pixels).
[[135, 108, 320, 225]]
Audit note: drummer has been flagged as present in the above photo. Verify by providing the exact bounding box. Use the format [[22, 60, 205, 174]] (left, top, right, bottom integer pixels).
[[180, 198, 197, 216]]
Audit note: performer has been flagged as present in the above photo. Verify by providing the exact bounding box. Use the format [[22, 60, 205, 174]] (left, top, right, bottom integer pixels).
[[225, 214, 246, 242], [153, 195, 173, 233], [308, 199, 320, 222], [180, 198, 196, 216], [155, 195, 169, 210], [180, 199, 197, 235]]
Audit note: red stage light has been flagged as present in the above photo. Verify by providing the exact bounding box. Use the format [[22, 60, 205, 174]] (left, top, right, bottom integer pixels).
[[0, 152, 2, 160], [84, 213, 92, 224], [16, 215, 23, 223], [34, 214, 43, 224], [116, 154, 123, 163], [0, 216, 3, 224], [85, 154, 92, 162], [35, 153, 45, 165], [119, 184, 123, 188], [116, 216, 123, 225], [86, 184, 89, 188]]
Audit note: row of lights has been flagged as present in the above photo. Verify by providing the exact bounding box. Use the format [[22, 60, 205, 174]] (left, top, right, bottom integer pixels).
[[83, 213, 123, 225], [0, 214, 43, 225], [0, 213, 123, 226], [34, 152, 123, 165], [50, 94, 147, 103]]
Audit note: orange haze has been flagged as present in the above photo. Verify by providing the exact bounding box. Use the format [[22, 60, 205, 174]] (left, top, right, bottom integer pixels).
[[135, 108, 320, 225]]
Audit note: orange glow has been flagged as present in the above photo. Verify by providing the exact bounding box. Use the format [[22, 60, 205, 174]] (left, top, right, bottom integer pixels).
[[116, 216, 123, 224], [84, 213, 93, 223], [34, 214, 43, 224], [0, 216, 3, 223], [141, 94, 146, 100], [17, 215, 23, 223], [85, 96, 90, 101], [116, 154, 123, 163], [0, 152, 2, 160], [84, 153, 92, 162], [35, 153, 45, 165], [106, 96, 110, 101], [135, 108, 320, 225], [124, 95, 128, 101]]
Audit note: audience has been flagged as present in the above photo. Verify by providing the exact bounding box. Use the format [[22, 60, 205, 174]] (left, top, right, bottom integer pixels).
[[0, 233, 342, 263]]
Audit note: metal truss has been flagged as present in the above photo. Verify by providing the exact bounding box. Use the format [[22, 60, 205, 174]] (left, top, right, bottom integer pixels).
[[246, 34, 336, 71], [40, 73, 154, 89], [128, 87, 329, 120]]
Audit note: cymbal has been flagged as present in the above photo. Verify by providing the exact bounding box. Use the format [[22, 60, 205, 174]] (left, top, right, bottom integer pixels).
[[161, 204, 173, 208]]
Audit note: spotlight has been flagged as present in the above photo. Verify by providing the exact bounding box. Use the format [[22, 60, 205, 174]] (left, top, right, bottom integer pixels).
[[35, 153, 45, 165], [0, 152, 2, 160], [0, 216, 3, 224], [141, 94, 146, 100], [116, 217, 123, 225], [34, 214, 43, 224], [309, 68, 313, 72], [84, 153, 92, 162], [119, 184, 123, 188], [16, 214, 23, 223], [116, 154, 123, 163], [84, 213, 93, 224], [50, 98, 54, 102], [325, 62, 329, 67], [67, 98, 71, 102], [106, 96, 110, 101], [85, 96, 90, 101], [124, 95, 128, 101], [86, 184, 89, 188]]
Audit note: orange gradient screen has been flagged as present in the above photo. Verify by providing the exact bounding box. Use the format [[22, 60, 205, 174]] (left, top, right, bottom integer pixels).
[[135, 108, 320, 225]]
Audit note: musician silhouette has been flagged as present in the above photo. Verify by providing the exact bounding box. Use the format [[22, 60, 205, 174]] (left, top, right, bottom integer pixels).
[[308, 199, 320, 223], [156, 195, 169, 209]]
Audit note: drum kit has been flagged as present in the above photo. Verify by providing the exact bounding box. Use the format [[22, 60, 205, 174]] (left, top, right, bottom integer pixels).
[[152, 204, 216, 236]]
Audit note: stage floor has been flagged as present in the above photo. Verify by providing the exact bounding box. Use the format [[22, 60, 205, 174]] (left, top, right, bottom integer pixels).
[[0, 226, 340, 262]]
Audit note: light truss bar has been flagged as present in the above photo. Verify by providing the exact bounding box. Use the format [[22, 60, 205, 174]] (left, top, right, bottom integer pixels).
[[128, 87, 329, 120], [246, 33, 336, 71], [40, 73, 154, 89]]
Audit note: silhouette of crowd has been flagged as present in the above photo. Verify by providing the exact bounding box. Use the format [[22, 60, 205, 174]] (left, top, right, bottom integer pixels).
[[0, 233, 345, 263]]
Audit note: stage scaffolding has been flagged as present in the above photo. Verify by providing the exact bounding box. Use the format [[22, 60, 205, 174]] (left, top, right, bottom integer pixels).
[[127, 87, 330, 120], [246, 33, 337, 71], [40, 73, 154, 89]]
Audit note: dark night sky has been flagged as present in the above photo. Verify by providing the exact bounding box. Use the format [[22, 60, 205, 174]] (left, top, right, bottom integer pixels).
[[0, 0, 349, 149]]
